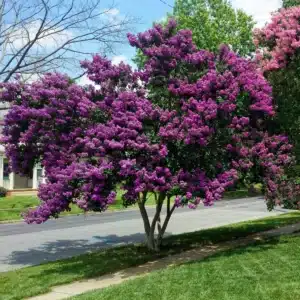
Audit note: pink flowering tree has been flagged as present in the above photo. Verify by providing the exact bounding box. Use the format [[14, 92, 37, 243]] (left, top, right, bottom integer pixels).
[[0, 20, 296, 251], [254, 6, 300, 164], [254, 7, 300, 72]]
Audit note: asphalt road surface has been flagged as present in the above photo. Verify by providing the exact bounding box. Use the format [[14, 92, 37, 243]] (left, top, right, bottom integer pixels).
[[0, 197, 289, 272]]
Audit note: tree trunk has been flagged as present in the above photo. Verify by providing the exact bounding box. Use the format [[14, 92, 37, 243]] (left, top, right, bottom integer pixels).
[[138, 192, 176, 251]]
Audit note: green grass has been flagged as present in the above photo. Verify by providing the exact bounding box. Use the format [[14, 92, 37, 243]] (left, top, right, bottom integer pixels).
[[1, 212, 300, 300], [0, 195, 40, 221], [72, 234, 300, 300], [0, 190, 254, 222], [223, 189, 257, 199], [0, 191, 158, 222], [0, 195, 85, 222]]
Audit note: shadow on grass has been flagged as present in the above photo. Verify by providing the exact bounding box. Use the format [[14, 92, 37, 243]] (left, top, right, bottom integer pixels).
[[177, 235, 289, 274], [120, 236, 286, 279], [1, 212, 300, 300], [162, 212, 300, 253]]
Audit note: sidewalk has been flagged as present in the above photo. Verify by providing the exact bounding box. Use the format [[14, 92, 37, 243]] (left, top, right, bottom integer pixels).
[[27, 222, 300, 300]]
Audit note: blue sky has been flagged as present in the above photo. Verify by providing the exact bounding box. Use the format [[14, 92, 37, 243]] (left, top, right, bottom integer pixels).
[[105, 0, 173, 65]]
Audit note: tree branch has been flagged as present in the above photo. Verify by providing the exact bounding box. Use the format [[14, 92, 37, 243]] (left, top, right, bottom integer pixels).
[[0, 0, 137, 81], [137, 192, 151, 237], [150, 192, 165, 236]]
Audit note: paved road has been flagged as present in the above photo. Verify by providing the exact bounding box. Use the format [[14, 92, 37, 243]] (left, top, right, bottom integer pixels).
[[0, 197, 289, 272]]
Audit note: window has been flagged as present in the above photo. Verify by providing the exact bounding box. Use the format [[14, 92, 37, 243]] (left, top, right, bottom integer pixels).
[[37, 168, 43, 186], [3, 159, 9, 178]]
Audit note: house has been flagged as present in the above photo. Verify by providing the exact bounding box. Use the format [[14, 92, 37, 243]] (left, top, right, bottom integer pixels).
[[0, 102, 45, 193]]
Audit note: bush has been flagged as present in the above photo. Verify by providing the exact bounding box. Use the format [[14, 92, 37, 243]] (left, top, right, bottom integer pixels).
[[248, 183, 263, 197], [0, 186, 8, 198]]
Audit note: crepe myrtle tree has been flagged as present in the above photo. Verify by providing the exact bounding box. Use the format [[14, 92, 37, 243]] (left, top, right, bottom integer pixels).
[[0, 20, 296, 251]]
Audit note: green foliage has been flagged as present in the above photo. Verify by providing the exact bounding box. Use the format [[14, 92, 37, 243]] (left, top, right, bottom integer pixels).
[[286, 165, 300, 178], [132, 49, 148, 70], [173, 0, 255, 56], [282, 0, 300, 8], [266, 55, 300, 162], [248, 183, 263, 197]]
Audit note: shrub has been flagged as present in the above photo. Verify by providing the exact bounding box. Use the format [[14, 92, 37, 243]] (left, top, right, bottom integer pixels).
[[0, 186, 8, 198]]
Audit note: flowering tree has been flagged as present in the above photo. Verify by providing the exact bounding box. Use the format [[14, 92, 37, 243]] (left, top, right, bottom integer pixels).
[[254, 6, 300, 162], [0, 20, 296, 251], [254, 7, 300, 72]]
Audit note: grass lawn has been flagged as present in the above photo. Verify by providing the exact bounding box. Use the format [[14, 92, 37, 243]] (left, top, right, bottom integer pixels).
[[0, 212, 300, 300], [0, 193, 156, 222], [0, 195, 39, 221], [71, 234, 300, 300], [0, 195, 86, 222], [0, 190, 252, 222]]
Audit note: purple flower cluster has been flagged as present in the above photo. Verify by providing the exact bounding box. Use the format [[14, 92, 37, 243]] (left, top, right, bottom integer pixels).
[[174, 168, 238, 208], [0, 19, 296, 223]]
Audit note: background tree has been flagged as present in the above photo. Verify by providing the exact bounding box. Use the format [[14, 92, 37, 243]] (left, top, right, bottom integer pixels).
[[0, 0, 135, 82], [254, 6, 300, 162], [1, 20, 296, 251], [172, 0, 255, 56], [282, 0, 300, 8]]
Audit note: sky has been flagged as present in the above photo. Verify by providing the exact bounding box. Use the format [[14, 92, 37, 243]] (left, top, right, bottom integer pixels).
[[79, 0, 282, 85]]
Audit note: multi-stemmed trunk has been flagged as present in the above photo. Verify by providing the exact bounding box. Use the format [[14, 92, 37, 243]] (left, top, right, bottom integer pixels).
[[137, 192, 176, 251]]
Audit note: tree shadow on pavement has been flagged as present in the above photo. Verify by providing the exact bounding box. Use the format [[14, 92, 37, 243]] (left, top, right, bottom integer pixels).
[[4, 232, 150, 268]]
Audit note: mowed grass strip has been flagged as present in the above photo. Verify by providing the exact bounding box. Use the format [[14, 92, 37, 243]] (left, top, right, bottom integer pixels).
[[0, 212, 300, 300], [71, 234, 300, 300]]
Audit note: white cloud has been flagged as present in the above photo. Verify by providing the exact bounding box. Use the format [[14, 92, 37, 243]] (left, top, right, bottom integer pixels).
[[157, 16, 167, 23], [77, 74, 94, 86], [111, 55, 128, 65], [101, 7, 123, 31], [20, 73, 40, 83], [10, 21, 73, 50], [104, 8, 120, 16], [231, 0, 282, 27]]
